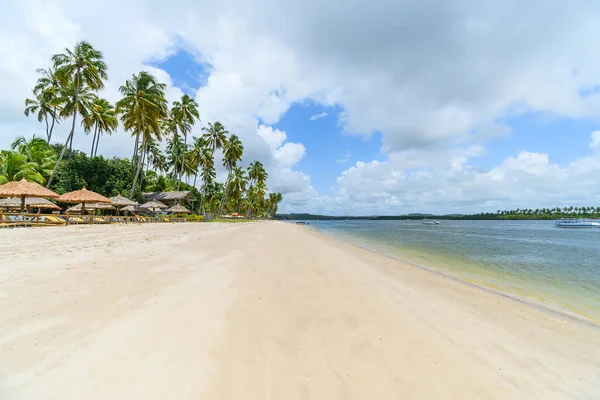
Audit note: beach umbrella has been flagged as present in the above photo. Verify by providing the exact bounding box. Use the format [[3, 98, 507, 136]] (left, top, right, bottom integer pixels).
[[57, 188, 111, 214], [140, 200, 167, 211], [66, 202, 116, 213], [166, 204, 190, 214], [0, 178, 59, 213], [0, 197, 60, 211], [110, 195, 137, 215], [121, 205, 151, 214]]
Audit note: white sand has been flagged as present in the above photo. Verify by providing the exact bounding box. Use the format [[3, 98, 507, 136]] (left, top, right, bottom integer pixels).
[[0, 222, 598, 399]]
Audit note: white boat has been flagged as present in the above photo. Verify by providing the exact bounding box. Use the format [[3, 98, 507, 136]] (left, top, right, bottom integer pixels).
[[555, 218, 600, 228], [422, 219, 440, 225]]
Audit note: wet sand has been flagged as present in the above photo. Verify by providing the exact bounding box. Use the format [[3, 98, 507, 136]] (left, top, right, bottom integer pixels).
[[0, 222, 598, 399]]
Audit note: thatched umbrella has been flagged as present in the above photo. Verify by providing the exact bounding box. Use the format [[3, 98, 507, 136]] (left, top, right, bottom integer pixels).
[[0, 179, 59, 213], [140, 200, 167, 211], [121, 205, 151, 214], [166, 204, 190, 214], [110, 195, 137, 215], [67, 203, 115, 213], [57, 188, 111, 214], [0, 197, 60, 211]]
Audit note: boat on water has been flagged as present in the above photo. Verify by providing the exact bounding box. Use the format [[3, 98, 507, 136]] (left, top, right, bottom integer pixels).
[[422, 219, 440, 225], [554, 218, 600, 228]]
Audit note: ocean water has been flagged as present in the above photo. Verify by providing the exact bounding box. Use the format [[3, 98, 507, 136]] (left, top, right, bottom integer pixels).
[[308, 220, 600, 323]]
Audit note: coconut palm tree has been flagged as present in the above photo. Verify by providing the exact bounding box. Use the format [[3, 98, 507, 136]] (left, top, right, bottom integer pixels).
[[187, 136, 209, 188], [245, 160, 268, 218], [25, 67, 63, 142], [166, 133, 186, 180], [146, 137, 167, 173], [171, 95, 200, 189], [0, 150, 47, 185], [218, 134, 244, 216], [266, 192, 283, 217], [202, 121, 228, 154], [84, 97, 118, 157], [199, 151, 216, 214], [116, 71, 168, 197], [10, 136, 57, 182], [45, 41, 107, 187]]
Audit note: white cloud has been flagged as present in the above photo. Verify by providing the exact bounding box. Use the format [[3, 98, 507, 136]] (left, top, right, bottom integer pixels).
[[310, 112, 327, 121], [4, 0, 600, 213]]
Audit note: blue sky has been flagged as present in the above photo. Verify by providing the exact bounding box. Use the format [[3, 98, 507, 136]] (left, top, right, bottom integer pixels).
[[4, 0, 600, 215]]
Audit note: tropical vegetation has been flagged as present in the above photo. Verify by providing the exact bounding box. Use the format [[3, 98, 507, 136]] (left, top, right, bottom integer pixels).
[[4, 40, 283, 218]]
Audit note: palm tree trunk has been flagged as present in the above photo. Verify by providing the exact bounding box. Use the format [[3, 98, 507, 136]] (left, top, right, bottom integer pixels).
[[139, 147, 148, 192], [177, 133, 187, 191], [94, 130, 101, 157], [48, 106, 57, 143], [245, 196, 256, 219], [90, 123, 98, 156], [46, 75, 80, 188], [68, 132, 74, 160], [218, 174, 231, 216], [130, 138, 146, 198], [44, 118, 50, 142], [132, 132, 140, 163], [193, 172, 198, 188]]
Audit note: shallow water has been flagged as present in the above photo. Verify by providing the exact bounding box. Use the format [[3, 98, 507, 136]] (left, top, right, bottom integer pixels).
[[308, 220, 600, 322]]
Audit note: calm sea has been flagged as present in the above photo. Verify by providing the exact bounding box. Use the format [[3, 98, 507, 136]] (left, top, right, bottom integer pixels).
[[307, 220, 600, 323]]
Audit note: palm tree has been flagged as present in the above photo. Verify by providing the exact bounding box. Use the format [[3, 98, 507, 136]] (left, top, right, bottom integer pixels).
[[246, 180, 266, 218], [266, 192, 283, 217], [25, 67, 63, 142], [188, 136, 209, 188], [46, 41, 107, 187], [0, 150, 46, 185], [116, 71, 168, 197], [85, 97, 118, 157], [146, 137, 166, 173], [166, 133, 186, 180], [10, 136, 57, 182], [199, 151, 216, 214], [144, 171, 177, 192], [218, 134, 244, 216], [245, 161, 268, 218], [171, 95, 200, 189], [202, 121, 228, 153], [227, 166, 248, 212]]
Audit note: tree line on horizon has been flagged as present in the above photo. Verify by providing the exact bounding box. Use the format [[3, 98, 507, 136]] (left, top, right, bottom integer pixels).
[[1, 40, 282, 217]]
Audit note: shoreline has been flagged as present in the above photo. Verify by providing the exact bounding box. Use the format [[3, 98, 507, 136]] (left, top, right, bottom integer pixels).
[[1, 222, 599, 398], [306, 224, 599, 327]]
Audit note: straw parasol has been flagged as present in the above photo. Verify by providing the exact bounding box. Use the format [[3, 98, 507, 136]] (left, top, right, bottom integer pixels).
[[67, 203, 115, 213], [0, 178, 59, 213], [166, 204, 190, 213], [57, 188, 111, 214], [0, 197, 60, 211], [110, 195, 138, 215], [121, 205, 151, 214], [140, 200, 167, 211]]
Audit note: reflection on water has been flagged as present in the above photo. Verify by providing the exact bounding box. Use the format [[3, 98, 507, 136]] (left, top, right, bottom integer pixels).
[[309, 220, 600, 322]]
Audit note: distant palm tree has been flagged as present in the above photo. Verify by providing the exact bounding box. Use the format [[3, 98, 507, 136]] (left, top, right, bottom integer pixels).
[[228, 166, 248, 213], [219, 134, 243, 215], [202, 121, 228, 154], [245, 161, 268, 218], [116, 71, 168, 197], [199, 148, 215, 214], [146, 137, 166, 173], [46, 41, 107, 187], [171, 95, 200, 189], [24, 67, 63, 142], [84, 97, 118, 157], [166, 133, 186, 180]]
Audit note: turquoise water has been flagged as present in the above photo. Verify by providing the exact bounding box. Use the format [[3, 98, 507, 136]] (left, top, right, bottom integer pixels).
[[309, 220, 600, 323]]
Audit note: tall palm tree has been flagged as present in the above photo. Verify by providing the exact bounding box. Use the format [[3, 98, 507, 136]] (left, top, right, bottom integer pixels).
[[85, 97, 118, 157], [46, 41, 107, 187], [199, 151, 215, 214], [218, 134, 244, 216], [267, 192, 283, 217], [146, 137, 167, 173], [202, 121, 228, 154], [227, 166, 248, 212], [166, 133, 186, 180], [188, 136, 209, 188], [171, 94, 200, 189], [25, 67, 63, 142], [245, 160, 268, 218], [116, 71, 168, 197]]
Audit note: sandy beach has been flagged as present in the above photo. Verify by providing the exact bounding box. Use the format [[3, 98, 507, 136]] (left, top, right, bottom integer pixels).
[[0, 221, 598, 399]]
